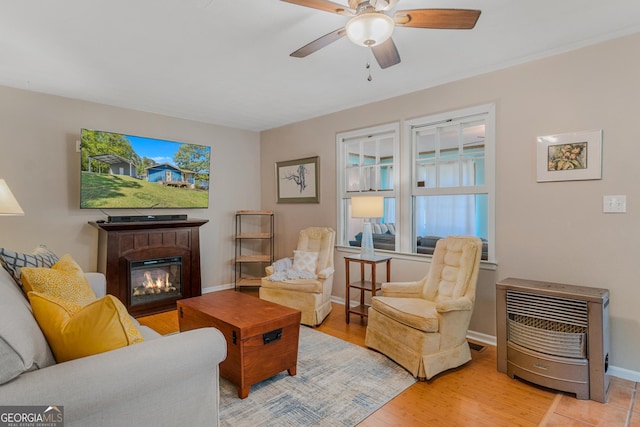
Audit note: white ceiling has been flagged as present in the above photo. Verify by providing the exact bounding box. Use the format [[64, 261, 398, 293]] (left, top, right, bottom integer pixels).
[[1, 0, 639, 132]]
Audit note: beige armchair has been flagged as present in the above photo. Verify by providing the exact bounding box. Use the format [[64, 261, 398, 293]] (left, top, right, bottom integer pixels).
[[365, 236, 482, 380], [260, 227, 335, 326]]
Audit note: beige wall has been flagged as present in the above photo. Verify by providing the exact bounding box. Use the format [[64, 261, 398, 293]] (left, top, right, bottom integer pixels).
[[0, 85, 261, 289], [261, 33, 640, 372]]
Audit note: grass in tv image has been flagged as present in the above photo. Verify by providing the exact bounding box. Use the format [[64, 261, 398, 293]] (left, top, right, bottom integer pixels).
[[80, 129, 210, 209]]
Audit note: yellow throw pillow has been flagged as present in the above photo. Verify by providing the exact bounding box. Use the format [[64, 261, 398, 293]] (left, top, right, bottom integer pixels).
[[21, 254, 96, 311], [28, 292, 144, 363]]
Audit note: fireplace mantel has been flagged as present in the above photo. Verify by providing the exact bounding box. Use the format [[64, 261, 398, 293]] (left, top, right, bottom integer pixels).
[[90, 219, 208, 316]]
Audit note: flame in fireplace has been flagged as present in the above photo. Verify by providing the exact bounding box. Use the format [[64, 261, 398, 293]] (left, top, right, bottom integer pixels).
[[143, 271, 171, 289], [132, 269, 177, 297]]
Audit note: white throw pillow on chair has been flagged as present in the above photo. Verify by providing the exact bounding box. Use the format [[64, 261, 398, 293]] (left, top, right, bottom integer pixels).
[[292, 250, 318, 274]]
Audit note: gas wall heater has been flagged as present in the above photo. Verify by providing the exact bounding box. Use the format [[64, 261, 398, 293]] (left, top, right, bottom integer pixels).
[[496, 277, 610, 403]]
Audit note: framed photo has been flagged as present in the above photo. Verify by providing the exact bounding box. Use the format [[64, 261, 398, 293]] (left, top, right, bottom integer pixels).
[[536, 130, 603, 182], [276, 156, 319, 203]]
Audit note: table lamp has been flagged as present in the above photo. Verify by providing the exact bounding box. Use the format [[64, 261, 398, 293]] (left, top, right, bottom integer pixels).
[[351, 196, 384, 259], [0, 179, 24, 216]]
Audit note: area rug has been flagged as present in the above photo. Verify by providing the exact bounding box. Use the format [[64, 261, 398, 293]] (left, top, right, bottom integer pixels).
[[219, 327, 416, 427]]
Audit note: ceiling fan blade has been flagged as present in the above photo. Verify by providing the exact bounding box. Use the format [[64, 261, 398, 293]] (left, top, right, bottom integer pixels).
[[371, 38, 401, 69], [394, 9, 481, 29], [290, 28, 347, 58], [281, 0, 354, 16]]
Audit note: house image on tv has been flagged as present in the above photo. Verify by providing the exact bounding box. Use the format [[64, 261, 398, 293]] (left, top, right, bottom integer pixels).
[[146, 163, 196, 188], [87, 154, 137, 177], [86, 155, 200, 189]]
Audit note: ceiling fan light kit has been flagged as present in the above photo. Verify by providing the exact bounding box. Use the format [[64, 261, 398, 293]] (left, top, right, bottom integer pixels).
[[283, 0, 481, 70], [345, 12, 394, 46], [370, 0, 389, 10]]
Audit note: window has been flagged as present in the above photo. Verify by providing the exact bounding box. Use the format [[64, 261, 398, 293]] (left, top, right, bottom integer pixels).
[[407, 105, 495, 261], [336, 104, 495, 263], [336, 123, 399, 251]]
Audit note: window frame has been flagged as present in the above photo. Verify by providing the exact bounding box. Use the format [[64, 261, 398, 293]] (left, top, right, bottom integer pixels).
[[404, 104, 496, 261], [335, 104, 495, 265], [336, 122, 400, 251]]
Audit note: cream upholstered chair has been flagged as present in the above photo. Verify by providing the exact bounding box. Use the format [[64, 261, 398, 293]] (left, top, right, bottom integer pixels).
[[365, 236, 482, 380], [260, 227, 335, 326]]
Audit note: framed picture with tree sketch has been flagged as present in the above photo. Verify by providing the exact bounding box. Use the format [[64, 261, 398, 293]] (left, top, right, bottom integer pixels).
[[276, 156, 319, 203]]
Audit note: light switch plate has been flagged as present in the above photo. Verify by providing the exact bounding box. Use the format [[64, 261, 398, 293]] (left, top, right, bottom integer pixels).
[[603, 195, 626, 213]]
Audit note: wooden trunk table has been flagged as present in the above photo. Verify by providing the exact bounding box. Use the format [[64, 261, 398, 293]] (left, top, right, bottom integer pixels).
[[177, 290, 301, 399]]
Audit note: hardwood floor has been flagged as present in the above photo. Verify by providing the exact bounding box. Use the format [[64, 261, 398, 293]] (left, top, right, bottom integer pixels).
[[318, 304, 555, 427], [138, 295, 638, 427], [138, 309, 179, 335]]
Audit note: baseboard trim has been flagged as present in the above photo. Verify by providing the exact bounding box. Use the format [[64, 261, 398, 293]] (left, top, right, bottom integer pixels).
[[202, 283, 234, 294], [466, 330, 497, 347], [331, 296, 349, 306], [608, 366, 640, 382]]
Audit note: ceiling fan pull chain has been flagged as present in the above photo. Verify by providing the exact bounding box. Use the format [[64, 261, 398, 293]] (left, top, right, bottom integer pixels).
[[366, 61, 373, 81]]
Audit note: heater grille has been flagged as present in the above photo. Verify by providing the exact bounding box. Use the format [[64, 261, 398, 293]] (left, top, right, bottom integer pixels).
[[506, 290, 588, 359], [508, 316, 586, 358], [506, 290, 588, 326]]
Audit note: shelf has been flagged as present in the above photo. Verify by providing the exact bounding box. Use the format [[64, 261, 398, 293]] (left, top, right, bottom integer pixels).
[[348, 281, 382, 293], [91, 218, 209, 231], [236, 232, 272, 239], [344, 254, 392, 263], [347, 304, 369, 317], [236, 277, 263, 287], [236, 210, 273, 215], [235, 211, 274, 290], [236, 255, 272, 263]]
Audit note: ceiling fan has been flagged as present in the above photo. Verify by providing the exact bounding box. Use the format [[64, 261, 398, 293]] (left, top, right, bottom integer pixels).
[[283, 0, 481, 69]]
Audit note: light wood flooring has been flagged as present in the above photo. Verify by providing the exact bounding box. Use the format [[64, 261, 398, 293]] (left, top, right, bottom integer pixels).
[[138, 294, 638, 427]]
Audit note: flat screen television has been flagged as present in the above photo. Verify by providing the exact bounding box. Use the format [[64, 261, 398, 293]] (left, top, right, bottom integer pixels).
[[80, 129, 211, 209]]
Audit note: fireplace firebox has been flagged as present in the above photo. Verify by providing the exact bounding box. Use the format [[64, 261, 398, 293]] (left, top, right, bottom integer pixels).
[[130, 257, 182, 306]]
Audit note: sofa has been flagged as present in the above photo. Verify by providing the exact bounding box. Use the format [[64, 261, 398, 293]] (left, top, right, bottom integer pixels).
[[349, 226, 488, 259], [0, 262, 227, 426]]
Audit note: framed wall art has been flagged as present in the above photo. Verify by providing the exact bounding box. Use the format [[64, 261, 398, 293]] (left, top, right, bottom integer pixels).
[[536, 129, 603, 182], [276, 156, 319, 203]]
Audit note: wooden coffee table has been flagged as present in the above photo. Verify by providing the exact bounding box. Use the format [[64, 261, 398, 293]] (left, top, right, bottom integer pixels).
[[177, 290, 301, 399]]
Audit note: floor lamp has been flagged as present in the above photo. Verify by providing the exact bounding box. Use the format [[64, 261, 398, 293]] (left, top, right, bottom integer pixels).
[[0, 179, 25, 216], [351, 196, 384, 260]]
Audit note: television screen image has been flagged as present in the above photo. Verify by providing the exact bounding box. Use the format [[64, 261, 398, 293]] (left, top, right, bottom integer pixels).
[[80, 129, 211, 209]]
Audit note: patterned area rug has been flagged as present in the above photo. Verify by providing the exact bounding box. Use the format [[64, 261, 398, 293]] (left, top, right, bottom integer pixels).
[[219, 326, 416, 426]]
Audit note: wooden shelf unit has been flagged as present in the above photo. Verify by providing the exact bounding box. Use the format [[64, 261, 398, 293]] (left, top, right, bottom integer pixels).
[[234, 210, 274, 289]]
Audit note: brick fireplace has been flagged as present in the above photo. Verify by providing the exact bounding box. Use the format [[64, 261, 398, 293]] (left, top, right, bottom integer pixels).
[[91, 219, 208, 317]]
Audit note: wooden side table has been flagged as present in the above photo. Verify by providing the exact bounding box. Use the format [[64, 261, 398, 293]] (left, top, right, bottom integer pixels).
[[345, 254, 391, 323]]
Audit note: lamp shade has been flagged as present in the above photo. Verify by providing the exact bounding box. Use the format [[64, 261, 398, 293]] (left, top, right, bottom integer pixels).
[[352, 196, 384, 218], [0, 179, 25, 216], [345, 12, 394, 47]]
